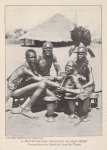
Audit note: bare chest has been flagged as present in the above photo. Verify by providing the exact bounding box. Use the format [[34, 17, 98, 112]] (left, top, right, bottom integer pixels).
[[39, 58, 53, 69]]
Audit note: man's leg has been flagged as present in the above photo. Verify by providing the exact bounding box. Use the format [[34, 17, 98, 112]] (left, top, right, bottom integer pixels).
[[12, 86, 55, 113], [82, 98, 90, 117], [24, 82, 46, 110], [77, 99, 83, 118], [11, 82, 46, 118], [68, 100, 76, 119], [12, 82, 46, 98], [77, 98, 90, 121]]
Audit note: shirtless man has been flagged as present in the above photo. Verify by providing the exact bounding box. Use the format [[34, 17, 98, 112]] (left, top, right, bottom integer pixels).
[[6, 49, 49, 118], [37, 41, 61, 80]]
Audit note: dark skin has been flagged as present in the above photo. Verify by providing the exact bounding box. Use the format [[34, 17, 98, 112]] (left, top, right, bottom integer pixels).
[[38, 43, 61, 78], [56, 62, 84, 94], [42, 62, 86, 95], [44, 45, 61, 76], [75, 50, 94, 89], [28, 52, 92, 96], [26, 52, 37, 66], [7, 51, 56, 118], [58, 51, 94, 93], [13, 51, 59, 92]]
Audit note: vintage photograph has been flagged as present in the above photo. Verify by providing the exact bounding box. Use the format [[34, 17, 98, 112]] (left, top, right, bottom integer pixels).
[[5, 5, 102, 137]]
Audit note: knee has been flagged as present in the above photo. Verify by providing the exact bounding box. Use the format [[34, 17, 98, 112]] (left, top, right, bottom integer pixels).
[[39, 82, 46, 89], [83, 98, 90, 106]]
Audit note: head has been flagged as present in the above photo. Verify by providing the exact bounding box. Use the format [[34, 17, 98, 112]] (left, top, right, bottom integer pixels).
[[65, 61, 77, 75], [77, 47, 87, 61], [25, 49, 37, 65], [42, 41, 53, 57]]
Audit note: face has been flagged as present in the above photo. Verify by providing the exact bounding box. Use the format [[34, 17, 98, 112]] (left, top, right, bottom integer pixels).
[[26, 52, 37, 65], [43, 43, 53, 56], [77, 48, 86, 60], [77, 52, 85, 60], [65, 62, 75, 75]]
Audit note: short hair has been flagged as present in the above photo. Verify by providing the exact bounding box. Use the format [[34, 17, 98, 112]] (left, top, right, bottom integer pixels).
[[25, 49, 36, 58], [42, 41, 53, 50]]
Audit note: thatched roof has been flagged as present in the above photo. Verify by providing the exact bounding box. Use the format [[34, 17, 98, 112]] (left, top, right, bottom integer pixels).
[[19, 13, 74, 42]]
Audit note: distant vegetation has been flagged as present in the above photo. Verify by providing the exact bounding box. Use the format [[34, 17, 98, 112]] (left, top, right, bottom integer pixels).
[[5, 28, 101, 45], [5, 28, 27, 44]]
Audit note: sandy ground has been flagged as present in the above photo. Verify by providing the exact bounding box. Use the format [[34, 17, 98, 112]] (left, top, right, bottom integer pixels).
[[6, 43, 102, 136]]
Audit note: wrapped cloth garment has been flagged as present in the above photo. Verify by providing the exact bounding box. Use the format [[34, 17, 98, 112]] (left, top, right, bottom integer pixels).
[[75, 84, 95, 100]]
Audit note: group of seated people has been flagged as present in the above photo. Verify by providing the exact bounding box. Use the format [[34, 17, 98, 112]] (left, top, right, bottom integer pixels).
[[6, 41, 95, 122]]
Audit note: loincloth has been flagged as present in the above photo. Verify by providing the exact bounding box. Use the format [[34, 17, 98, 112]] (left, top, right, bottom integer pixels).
[[76, 84, 95, 100]]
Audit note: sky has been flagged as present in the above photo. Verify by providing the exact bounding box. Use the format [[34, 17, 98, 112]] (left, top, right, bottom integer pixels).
[[5, 6, 101, 38]]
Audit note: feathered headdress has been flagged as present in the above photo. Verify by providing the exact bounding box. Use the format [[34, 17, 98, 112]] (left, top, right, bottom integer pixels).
[[69, 26, 95, 58]]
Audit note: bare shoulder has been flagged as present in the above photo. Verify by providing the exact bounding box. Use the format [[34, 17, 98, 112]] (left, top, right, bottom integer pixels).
[[88, 63, 92, 69], [52, 53, 57, 62], [10, 64, 25, 75], [22, 64, 28, 72], [87, 63, 92, 72], [16, 64, 25, 71]]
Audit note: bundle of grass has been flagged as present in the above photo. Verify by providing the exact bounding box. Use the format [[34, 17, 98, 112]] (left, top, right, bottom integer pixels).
[[69, 26, 95, 58]]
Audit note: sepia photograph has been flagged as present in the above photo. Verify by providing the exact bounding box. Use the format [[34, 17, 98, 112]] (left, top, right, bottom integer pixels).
[[5, 5, 102, 137]]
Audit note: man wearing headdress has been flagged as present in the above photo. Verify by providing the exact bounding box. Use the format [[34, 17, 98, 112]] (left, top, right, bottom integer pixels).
[[37, 41, 61, 80], [55, 47, 94, 121], [72, 46, 95, 120]]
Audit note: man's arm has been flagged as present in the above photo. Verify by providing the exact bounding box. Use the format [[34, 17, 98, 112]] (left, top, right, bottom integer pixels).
[[42, 78, 60, 88], [77, 74, 87, 81], [53, 54, 61, 76], [81, 64, 94, 89], [24, 68, 42, 82]]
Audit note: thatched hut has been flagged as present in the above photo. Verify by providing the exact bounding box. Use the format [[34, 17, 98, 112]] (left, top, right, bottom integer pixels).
[[19, 13, 74, 47]]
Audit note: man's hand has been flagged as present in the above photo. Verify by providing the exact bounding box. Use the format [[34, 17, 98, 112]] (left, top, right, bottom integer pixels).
[[26, 77, 34, 81], [41, 77, 48, 82], [55, 76, 63, 81], [57, 87, 66, 92]]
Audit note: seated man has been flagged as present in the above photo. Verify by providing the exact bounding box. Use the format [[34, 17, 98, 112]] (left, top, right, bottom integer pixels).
[[6, 49, 49, 118], [73, 46, 95, 121], [6, 49, 58, 119], [42, 59, 94, 121], [58, 47, 95, 121]]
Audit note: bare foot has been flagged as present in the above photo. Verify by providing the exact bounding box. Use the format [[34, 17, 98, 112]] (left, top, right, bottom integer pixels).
[[46, 117, 55, 122], [82, 115, 90, 122], [69, 114, 75, 119], [69, 114, 78, 119], [22, 110, 39, 119], [11, 107, 23, 114]]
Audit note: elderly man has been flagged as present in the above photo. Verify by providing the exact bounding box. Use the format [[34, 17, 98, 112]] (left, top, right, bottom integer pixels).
[[37, 41, 61, 80]]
